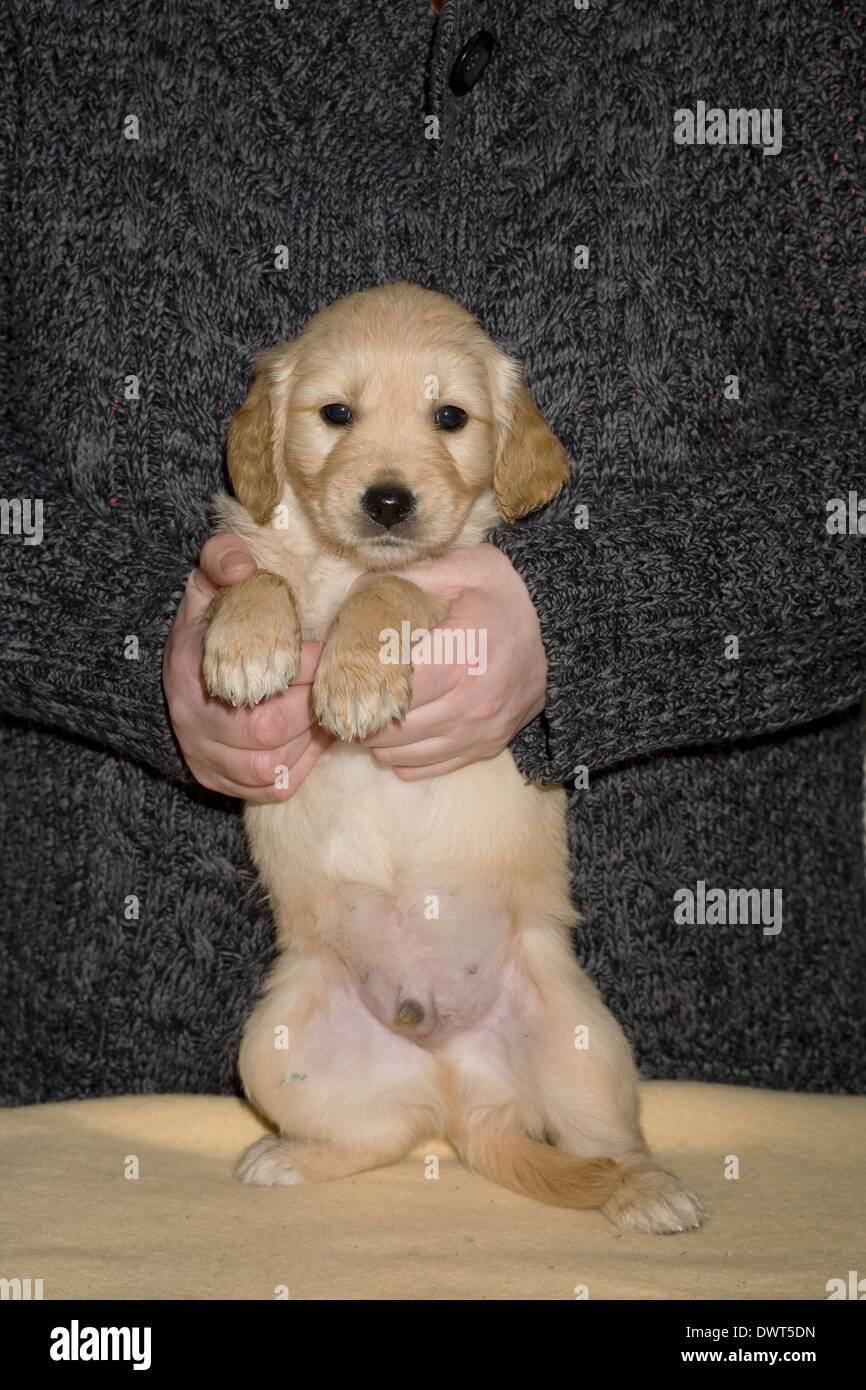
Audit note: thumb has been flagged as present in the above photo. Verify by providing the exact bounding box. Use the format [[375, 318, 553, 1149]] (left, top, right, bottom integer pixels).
[[183, 534, 256, 619], [199, 533, 257, 588]]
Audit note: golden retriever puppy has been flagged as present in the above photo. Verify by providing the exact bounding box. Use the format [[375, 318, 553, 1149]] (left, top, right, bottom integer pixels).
[[203, 282, 705, 1233]]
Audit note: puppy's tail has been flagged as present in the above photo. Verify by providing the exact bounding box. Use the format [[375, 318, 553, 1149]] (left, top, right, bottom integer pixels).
[[458, 1128, 622, 1209]]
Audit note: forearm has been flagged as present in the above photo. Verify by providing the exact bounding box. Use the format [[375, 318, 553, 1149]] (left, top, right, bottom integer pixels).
[[0, 433, 195, 781], [492, 432, 866, 781]]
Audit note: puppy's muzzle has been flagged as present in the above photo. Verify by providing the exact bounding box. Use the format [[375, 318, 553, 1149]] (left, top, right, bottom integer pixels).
[[361, 484, 416, 530]]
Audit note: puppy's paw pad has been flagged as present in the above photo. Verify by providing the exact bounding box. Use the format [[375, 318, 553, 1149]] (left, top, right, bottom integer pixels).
[[235, 1136, 305, 1187], [602, 1165, 706, 1235], [313, 652, 412, 741], [203, 623, 301, 708]]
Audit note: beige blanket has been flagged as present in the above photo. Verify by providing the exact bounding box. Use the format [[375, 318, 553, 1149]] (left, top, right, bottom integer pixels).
[[1, 1082, 863, 1300]]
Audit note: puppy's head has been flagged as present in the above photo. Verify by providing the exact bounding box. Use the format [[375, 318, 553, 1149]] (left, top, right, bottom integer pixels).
[[227, 282, 569, 566]]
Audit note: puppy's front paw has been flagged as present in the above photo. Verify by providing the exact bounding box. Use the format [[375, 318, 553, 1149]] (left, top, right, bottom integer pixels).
[[203, 609, 301, 708], [313, 641, 412, 741], [235, 1136, 305, 1187], [602, 1159, 707, 1235]]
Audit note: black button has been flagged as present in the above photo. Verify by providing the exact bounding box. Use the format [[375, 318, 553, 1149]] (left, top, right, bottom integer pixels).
[[449, 30, 495, 96]]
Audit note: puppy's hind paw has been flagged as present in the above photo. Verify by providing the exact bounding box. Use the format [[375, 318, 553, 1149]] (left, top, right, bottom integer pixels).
[[235, 1135, 305, 1187], [601, 1158, 707, 1235]]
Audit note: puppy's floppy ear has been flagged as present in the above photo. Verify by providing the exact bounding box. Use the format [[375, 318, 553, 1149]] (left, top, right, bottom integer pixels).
[[227, 341, 296, 525], [488, 350, 571, 523]]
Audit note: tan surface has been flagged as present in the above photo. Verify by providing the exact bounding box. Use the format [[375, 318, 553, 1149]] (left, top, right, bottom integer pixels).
[[1, 1082, 863, 1300]]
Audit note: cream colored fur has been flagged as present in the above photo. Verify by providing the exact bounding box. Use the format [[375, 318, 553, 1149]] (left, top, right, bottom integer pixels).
[[203, 282, 706, 1233]]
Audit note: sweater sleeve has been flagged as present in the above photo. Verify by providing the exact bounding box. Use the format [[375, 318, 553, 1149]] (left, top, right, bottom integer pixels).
[[0, 30, 194, 786], [0, 428, 196, 783], [493, 24, 866, 786], [491, 433, 866, 783]]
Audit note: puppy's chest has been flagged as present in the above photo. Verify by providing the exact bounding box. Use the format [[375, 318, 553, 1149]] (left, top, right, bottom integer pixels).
[[286, 553, 359, 643], [236, 515, 359, 640]]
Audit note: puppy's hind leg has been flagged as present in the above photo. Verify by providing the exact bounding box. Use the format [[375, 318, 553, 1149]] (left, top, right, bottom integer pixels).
[[522, 928, 707, 1234], [442, 958, 620, 1210], [236, 1133, 416, 1188], [236, 949, 444, 1189]]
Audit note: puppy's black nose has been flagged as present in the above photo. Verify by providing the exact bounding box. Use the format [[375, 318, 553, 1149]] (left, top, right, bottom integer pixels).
[[362, 484, 415, 529]]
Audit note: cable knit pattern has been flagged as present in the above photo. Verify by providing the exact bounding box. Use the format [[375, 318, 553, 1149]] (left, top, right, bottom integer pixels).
[[1, 0, 864, 1102]]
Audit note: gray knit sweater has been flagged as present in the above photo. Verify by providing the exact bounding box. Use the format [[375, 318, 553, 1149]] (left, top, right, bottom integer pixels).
[[1, 0, 864, 1103]]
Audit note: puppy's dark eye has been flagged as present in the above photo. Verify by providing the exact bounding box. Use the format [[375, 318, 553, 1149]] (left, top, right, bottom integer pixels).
[[321, 403, 352, 426], [435, 405, 467, 431]]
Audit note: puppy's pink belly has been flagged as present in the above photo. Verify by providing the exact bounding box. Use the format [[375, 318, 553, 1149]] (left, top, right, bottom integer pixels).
[[334, 886, 510, 1046], [353, 959, 504, 1045]]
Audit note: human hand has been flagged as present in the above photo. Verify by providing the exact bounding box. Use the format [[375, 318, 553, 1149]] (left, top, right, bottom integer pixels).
[[358, 542, 548, 779], [163, 534, 332, 801]]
